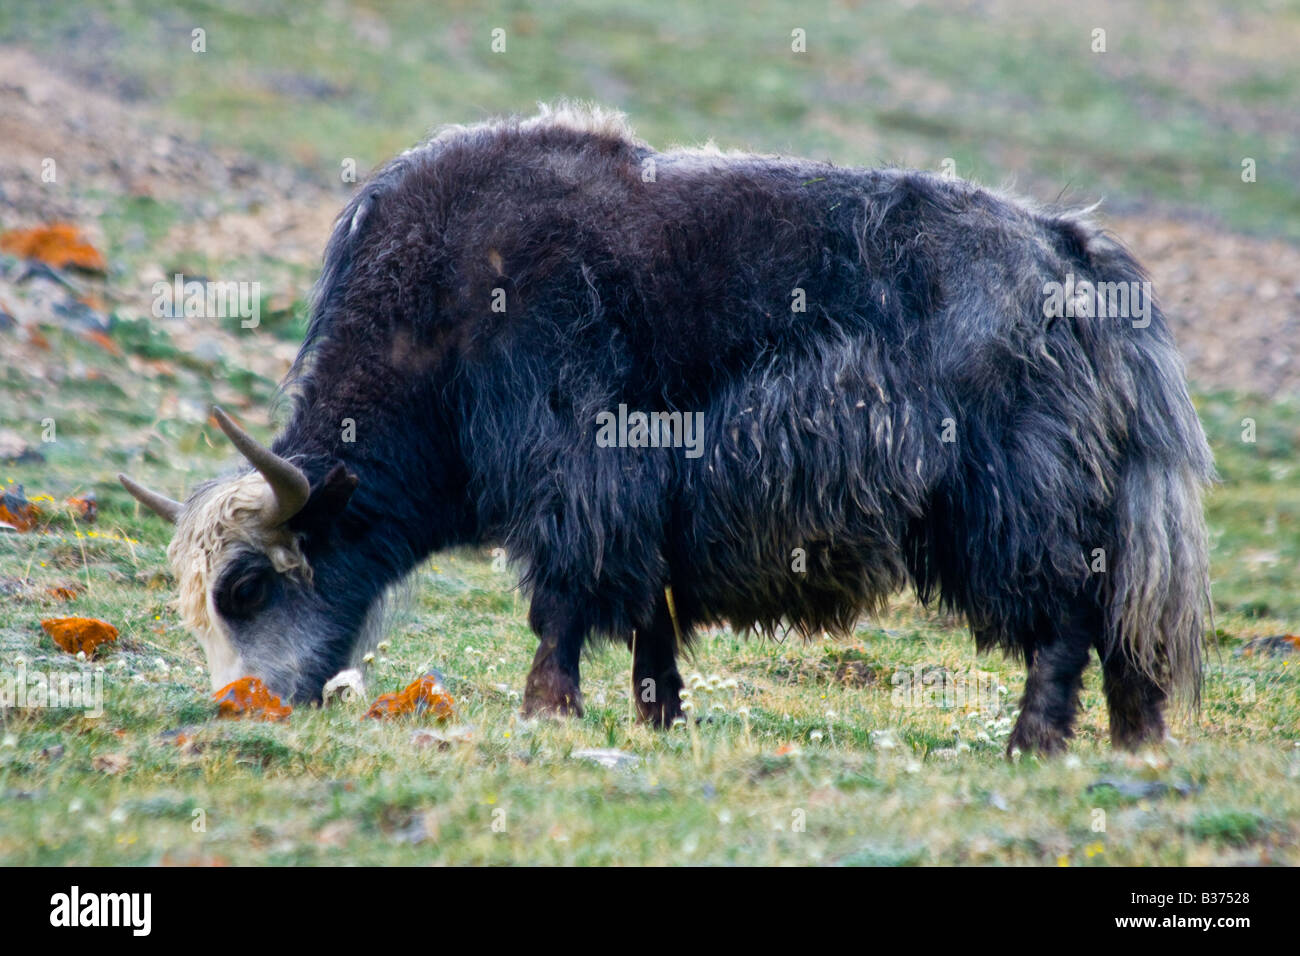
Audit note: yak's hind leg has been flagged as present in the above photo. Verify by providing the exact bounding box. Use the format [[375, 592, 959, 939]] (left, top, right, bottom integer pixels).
[[522, 589, 586, 718], [1098, 648, 1167, 750], [1007, 602, 1098, 756], [628, 594, 684, 728]]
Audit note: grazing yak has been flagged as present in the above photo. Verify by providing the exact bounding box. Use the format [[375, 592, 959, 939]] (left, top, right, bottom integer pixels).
[[121, 103, 1213, 754]]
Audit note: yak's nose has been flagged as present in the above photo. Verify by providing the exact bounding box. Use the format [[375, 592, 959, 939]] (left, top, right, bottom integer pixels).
[[282, 667, 335, 707], [288, 683, 326, 706]]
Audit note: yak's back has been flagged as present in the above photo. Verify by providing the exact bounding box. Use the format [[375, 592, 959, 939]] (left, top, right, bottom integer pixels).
[[299, 102, 1134, 418]]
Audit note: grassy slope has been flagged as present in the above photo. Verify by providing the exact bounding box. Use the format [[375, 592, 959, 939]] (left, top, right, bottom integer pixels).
[[4, 0, 1299, 238], [0, 1, 1297, 865]]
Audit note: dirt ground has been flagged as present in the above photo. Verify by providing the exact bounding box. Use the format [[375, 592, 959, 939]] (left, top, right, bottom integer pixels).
[[2, 47, 1297, 399]]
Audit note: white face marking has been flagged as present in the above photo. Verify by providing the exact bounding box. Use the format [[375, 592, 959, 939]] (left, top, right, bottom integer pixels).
[[201, 620, 248, 692], [166, 472, 311, 691]]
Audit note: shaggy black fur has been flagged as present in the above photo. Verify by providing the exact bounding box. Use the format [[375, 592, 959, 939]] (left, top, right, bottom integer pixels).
[[267, 107, 1212, 752]]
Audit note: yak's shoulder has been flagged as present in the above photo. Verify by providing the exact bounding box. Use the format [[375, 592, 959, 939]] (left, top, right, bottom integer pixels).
[[403, 101, 650, 197], [328, 101, 646, 250]]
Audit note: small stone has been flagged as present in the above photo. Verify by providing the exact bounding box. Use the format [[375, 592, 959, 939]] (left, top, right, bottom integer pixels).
[[570, 747, 639, 770]]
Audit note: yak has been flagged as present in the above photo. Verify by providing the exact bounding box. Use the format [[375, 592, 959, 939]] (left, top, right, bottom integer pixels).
[[120, 103, 1213, 754]]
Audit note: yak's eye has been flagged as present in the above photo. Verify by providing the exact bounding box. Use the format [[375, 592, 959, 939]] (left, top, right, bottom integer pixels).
[[216, 566, 275, 620], [232, 575, 268, 608]]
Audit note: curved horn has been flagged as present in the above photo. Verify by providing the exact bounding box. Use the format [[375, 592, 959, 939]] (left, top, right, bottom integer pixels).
[[118, 473, 182, 524], [212, 406, 310, 525]]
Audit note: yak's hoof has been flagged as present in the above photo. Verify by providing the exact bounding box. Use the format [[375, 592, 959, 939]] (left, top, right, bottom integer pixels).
[[1109, 719, 1168, 752], [522, 677, 584, 719], [522, 639, 583, 718], [636, 696, 683, 729], [1007, 712, 1069, 757], [633, 670, 684, 728]]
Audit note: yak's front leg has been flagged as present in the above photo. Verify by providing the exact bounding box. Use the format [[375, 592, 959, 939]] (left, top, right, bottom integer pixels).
[[629, 593, 684, 728], [522, 589, 587, 718]]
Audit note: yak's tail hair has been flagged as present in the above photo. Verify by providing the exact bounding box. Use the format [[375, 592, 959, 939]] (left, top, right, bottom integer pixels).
[[1109, 458, 1210, 708], [1071, 223, 1214, 710]]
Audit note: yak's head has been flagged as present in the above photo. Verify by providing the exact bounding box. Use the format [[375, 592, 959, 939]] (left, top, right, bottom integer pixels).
[[119, 408, 374, 703]]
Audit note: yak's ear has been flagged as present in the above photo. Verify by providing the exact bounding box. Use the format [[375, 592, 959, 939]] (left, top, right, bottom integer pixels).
[[288, 463, 359, 533]]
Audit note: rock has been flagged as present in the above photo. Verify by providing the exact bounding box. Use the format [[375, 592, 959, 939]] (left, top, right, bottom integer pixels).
[[190, 336, 225, 364], [212, 676, 292, 722], [365, 671, 453, 721], [0, 429, 44, 464], [92, 753, 130, 775], [571, 747, 639, 770], [1087, 776, 1200, 800], [41, 617, 118, 656], [1238, 635, 1300, 658], [410, 725, 474, 749], [158, 726, 200, 751]]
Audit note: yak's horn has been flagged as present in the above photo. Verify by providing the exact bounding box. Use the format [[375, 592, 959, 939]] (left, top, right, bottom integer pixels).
[[212, 406, 310, 525], [118, 473, 182, 524]]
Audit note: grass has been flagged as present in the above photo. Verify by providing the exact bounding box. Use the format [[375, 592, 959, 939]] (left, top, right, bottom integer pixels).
[[1, 0, 1298, 866], [0, 379, 1297, 865]]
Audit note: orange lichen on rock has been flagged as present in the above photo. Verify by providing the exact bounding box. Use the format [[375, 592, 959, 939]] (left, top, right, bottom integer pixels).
[[42, 616, 118, 655], [65, 493, 98, 522], [213, 677, 292, 722], [0, 222, 108, 272], [0, 489, 40, 532], [365, 673, 455, 721], [1240, 635, 1300, 657]]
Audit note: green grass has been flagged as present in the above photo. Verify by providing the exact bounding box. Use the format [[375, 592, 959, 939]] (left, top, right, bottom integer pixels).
[[0, 384, 1297, 864]]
